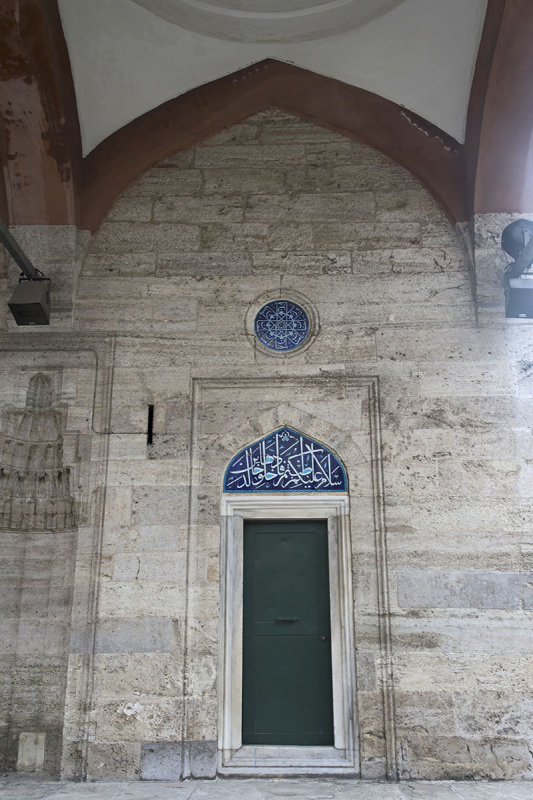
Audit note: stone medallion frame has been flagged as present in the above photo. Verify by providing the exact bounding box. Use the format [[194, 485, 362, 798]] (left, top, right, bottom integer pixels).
[[218, 492, 358, 776]]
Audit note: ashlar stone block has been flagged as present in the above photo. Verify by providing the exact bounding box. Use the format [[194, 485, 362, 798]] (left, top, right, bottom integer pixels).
[[16, 732, 46, 772], [131, 486, 188, 525], [194, 144, 304, 168], [92, 618, 172, 654], [93, 654, 184, 698], [153, 194, 243, 223], [203, 167, 285, 195], [86, 741, 141, 781], [140, 740, 216, 780], [123, 167, 202, 197], [243, 192, 375, 223], [397, 569, 533, 609], [91, 222, 200, 254]]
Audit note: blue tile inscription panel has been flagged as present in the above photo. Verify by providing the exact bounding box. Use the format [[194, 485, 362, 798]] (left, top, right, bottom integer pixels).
[[224, 427, 347, 492], [254, 300, 310, 351]]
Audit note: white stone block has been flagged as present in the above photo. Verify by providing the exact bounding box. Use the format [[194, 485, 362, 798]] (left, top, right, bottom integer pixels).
[[16, 732, 46, 772]]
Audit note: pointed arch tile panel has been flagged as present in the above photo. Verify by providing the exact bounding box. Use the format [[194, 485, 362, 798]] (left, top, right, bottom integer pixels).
[[223, 426, 347, 493]]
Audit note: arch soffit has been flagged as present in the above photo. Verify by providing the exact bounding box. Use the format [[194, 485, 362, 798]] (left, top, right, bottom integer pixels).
[[81, 59, 467, 232], [6, 3, 533, 226], [470, 0, 533, 214]]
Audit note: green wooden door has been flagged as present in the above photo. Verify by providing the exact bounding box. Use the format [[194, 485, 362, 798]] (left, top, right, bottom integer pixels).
[[242, 519, 334, 745]]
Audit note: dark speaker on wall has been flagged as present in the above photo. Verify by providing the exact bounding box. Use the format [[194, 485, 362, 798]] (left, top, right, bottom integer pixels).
[[8, 280, 51, 325], [501, 219, 533, 318], [505, 276, 533, 318]]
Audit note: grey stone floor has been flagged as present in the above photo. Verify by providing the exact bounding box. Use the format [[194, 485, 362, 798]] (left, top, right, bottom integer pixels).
[[0, 777, 532, 800]]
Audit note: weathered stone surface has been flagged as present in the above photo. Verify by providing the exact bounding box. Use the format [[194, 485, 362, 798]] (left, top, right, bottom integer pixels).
[[16, 732, 46, 772], [124, 167, 203, 197], [195, 144, 304, 168], [92, 653, 184, 700], [1, 777, 532, 798], [131, 487, 189, 525], [388, 611, 533, 654], [454, 691, 533, 738], [394, 690, 456, 734], [203, 167, 285, 194], [419, 362, 513, 397], [86, 741, 141, 781], [204, 123, 259, 146], [154, 195, 244, 223], [106, 459, 188, 488], [90, 222, 200, 254], [398, 734, 533, 780], [251, 251, 352, 275], [397, 569, 533, 609], [256, 115, 340, 145], [93, 697, 184, 742], [353, 246, 464, 274], [3, 111, 532, 785], [243, 193, 375, 222], [393, 652, 533, 692], [312, 221, 421, 250], [140, 740, 217, 780], [84, 252, 156, 277], [156, 252, 251, 276], [112, 552, 187, 582], [98, 582, 186, 618], [106, 196, 153, 222], [286, 163, 412, 193], [306, 141, 353, 164], [83, 618, 173, 654], [185, 740, 218, 778], [139, 741, 181, 780]]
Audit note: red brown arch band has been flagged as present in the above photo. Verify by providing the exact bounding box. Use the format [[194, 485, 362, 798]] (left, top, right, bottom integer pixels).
[[4, 1, 533, 230], [81, 59, 467, 231], [0, 0, 81, 226], [472, 0, 533, 214]]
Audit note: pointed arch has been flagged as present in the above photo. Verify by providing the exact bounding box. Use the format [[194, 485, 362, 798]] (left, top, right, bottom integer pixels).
[[26, 372, 53, 410], [223, 426, 347, 493], [81, 59, 467, 232]]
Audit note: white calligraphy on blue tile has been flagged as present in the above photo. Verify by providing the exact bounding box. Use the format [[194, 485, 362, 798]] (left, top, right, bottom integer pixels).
[[224, 428, 346, 492]]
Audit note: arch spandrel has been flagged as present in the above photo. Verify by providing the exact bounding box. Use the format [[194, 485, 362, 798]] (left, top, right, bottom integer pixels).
[[223, 426, 348, 493]]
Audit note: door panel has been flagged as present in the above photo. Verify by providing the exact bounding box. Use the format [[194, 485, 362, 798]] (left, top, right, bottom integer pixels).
[[242, 519, 334, 745]]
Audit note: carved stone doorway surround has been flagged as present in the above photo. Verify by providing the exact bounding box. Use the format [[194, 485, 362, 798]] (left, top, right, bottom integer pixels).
[[188, 376, 396, 779], [219, 493, 356, 775]]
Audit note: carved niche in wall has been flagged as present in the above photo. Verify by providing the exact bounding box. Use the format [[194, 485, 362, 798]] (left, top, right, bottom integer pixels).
[[0, 373, 77, 531]]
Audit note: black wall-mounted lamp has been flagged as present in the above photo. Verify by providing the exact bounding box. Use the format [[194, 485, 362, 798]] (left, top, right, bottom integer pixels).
[[502, 218, 533, 318], [0, 219, 50, 325]]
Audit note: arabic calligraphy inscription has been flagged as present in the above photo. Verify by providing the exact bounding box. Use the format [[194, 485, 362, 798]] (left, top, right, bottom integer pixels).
[[224, 427, 347, 492]]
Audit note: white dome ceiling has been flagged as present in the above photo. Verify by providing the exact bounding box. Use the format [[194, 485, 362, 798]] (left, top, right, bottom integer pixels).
[[59, 0, 488, 155], [130, 0, 406, 43]]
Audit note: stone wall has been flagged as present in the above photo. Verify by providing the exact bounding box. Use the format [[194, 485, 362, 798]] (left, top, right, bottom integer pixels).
[[1, 110, 532, 781], [0, 339, 113, 776]]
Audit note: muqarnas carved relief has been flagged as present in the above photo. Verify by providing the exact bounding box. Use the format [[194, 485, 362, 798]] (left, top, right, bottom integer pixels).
[[0, 373, 77, 531]]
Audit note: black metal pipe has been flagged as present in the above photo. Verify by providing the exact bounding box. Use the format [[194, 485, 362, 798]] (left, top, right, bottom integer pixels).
[[0, 218, 41, 280]]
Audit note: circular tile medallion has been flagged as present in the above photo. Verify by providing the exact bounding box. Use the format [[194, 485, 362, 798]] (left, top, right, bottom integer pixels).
[[254, 299, 310, 351]]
